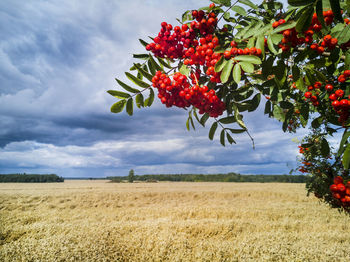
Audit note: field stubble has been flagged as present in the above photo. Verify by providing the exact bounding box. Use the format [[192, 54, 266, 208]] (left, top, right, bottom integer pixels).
[[1, 181, 350, 261]]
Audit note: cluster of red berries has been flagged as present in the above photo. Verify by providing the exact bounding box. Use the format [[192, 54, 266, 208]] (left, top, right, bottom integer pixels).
[[183, 34, 223, 83], [330, 176, 350, 207], [303, 81, 323, 107], [152, 71, 225, 117], [297, 146, 310, 173], [303, 72, 349, 124], [274, 11, 337, 53], [145, 22, 197, 59]]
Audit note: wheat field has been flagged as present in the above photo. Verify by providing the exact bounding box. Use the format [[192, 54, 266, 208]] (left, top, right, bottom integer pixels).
[[1, 180, 350, 262]]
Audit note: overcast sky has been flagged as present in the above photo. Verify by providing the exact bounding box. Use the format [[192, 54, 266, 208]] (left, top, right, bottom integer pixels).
[[0, 0, 308, 178]]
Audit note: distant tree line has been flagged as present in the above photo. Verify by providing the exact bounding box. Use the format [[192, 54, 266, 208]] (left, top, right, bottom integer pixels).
[[0, 173, 64, 183], [107, 173, 309, 183]]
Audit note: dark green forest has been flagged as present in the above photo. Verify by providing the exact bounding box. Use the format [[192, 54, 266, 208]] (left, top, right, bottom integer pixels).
[[107, 173, 309, 183], [0, 174, 64, 183]]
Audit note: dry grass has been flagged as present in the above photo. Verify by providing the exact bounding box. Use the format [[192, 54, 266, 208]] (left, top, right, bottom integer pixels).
[[1, 180, 350, 262]]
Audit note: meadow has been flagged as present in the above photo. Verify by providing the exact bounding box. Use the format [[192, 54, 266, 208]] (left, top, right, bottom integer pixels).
[[1, 180, 350, 261]]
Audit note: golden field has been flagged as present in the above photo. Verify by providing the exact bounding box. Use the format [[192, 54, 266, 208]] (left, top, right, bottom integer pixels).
[[1, 180, 350, 262]]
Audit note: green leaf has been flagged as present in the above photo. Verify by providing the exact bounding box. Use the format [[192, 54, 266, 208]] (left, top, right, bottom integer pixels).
[[189, 116, 195, 130], [200, 113, 210, 127], [209, 122, 218, 140], [248, 93, 261, 112], [238, 0, 258, 9], [239, 61, 254, 73], [234, 55, 261, 64], [226, 132, 236, 144], [227, 128, 246, 134], [288, 0, 315, 6], [345, 51, 350, 69], [107, 90, 131, 99], [133, 63, 153, 82], [111, 100, 126, 113], [311, 117, 322, 128], [126, 98, 133, 116], [295, 5, 314, 33], [256, 35, 265, 59], [231, 5, 247, 16], [273, 105, 285, 122], [267, 35, 277, 54], [321, 138, 330, 157], [214, 56, 227, 73], [316, 0, 326, 28], [219, 116, 236, 124], [144, 88, 154, 107], [149, 55, 162, 71], [139, 39, 149, 47], [232, 63, 241, 84], [220, 129, 226, 146], [135, 93, 144, 108], [272, 22, 297, 34], [115, 78, 140, 93], [330, 0, 343, 22], [212, 0, 231, 7], [221, 59, 234, 83], [270, 34, 284, 45], [133, 54, 149, 59], [342, 144, 350, 170], [338, 130, 350, 156], [179, 64, 190, 77], [264, 100, 272, 114], [125, 72, 150, 88], [157, 57, 172, 69]]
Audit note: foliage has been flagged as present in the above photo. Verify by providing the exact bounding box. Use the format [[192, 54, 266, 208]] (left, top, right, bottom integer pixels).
[[0, 173, 64, 183], [108, 173, 309, 183], [128, 169, 135, 183], [108, 0, 350, 212]]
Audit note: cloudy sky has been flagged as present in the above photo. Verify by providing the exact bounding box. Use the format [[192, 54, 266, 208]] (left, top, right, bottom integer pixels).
[[0, 0, 307, 178]]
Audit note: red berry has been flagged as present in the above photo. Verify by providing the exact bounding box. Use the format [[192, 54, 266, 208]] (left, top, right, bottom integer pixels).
[[334, 176, 344, 185], [304, 92, 312, 99], [335, 89, 344, 98], [325, 84, 333, 91]]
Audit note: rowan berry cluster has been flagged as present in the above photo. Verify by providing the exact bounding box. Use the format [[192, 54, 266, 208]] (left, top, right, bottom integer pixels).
[[330, 176, 350, 207], [152, 71, 225, 117]]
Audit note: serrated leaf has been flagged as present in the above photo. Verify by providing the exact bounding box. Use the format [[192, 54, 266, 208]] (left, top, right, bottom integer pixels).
[[238, 0, 258, 9], [221, 59, 234, 83], [135, 93, 144, 108], [330, 0, 343, 22], [256, 35, 265, 59], [338, 130, 350, 157], [179, 64, 190, 77], [125, 72, 150, 88], [288, 0, 314, 6], [115, 78, 140, 93], [226, 132, 236, 144], [234, 55, 262, 64], [214, 56, 227, 73], [126, 98, 133, 116], [232, 63, 241, 84], [272, 22, 297, 34], [111, 100, 126, 113], [342, 144, 350, 170], [239, 61, 254, 73], [133, 54, 149, 59], [248, 93, 261, 112], [220, 130, 226, 146], [295, 5, 314, 33], [149, 55, 162, 71], [157, 57, 172, 69], [267, 35, 277, 54], [209, 122, 218, 140], [231, 5, 247, 16], [320, 138, 330, 157], [219, 116, 235, 124], [316, 0, 326, 28], [107, 90, 131, 99], [144, 88, 154, 107], [227, 128, 246, 134], [200, 113, 210, 127], [139, 39, 149, 47], [133, 63, 153, 82], [186, 118, 190, 131]]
